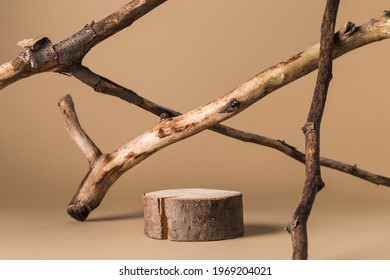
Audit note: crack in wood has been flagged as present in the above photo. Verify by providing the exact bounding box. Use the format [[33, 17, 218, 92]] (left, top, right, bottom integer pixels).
[[158, 197, 168, 239]]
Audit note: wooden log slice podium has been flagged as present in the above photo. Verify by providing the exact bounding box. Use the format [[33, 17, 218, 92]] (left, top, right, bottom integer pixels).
[[143, 188, 244, 241]]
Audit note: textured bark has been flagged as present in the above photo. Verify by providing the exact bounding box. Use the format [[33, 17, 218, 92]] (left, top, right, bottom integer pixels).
[[286, 0, 340, 260], [0, 0, 168, 90], [143, 189, 244, 241]]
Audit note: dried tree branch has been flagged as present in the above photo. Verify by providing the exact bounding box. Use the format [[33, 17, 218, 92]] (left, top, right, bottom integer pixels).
[[217, 126, 390, 187], [60, 10, 390, 222], [90, 0, 168, 47], [286, 0, 340, 260], [74, 65, 390, 187], [0, 0, 168, 90]]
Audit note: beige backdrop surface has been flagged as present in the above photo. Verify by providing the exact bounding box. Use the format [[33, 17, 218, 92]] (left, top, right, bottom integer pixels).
[[0, 0, 389, 259]]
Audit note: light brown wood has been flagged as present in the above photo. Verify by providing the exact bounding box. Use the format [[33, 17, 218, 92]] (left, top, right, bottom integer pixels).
[[143, 188, 244, 241]]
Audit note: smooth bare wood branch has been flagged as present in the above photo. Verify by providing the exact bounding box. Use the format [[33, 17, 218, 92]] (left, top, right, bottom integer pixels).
[[68, 13, 390, 187], [59, 89, 390, 222], [58, 94, 101, 165], [74, 66, 390, 187], [286, 0, 340, 260]]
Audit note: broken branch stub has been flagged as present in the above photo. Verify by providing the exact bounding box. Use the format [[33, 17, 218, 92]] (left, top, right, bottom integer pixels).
[[58, 95, 101, 165]]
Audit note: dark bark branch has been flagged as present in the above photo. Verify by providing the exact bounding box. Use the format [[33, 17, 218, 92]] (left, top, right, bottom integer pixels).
[[286, 0, 340, 260], [90, 0, 168, 47], [0, 8, 389, 90], [72, 65, 179, 117], [217, 126, 390, 187]]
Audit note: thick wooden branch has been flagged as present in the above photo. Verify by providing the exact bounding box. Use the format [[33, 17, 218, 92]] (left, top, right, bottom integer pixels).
[[0, 0, 168, 90], [286, 0, 340, 260], [74, 66, 390, 187], [0, 8, 389, 90], [59, 90, 390, 222]]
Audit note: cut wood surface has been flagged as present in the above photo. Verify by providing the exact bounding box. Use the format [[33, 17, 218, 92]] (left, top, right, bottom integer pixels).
[[143, 188, 244, 241]]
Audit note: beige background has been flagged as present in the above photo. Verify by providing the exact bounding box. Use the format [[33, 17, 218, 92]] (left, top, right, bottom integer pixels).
[[1, 0, 389, 259]]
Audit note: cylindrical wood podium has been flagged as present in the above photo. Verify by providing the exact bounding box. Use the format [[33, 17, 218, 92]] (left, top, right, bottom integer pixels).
[[143, 188, 244, 241]]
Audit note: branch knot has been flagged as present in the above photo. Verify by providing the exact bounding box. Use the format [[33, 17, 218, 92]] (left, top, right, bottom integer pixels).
[[219, 99, 241, 114], [338, 21, 356, 39], [301, 122, 315, 134], [285, 217, 300, 234]]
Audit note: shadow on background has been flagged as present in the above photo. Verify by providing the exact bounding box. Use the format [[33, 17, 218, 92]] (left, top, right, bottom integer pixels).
[[87, 211, 144, 222], [243, 223, 284, 237]]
